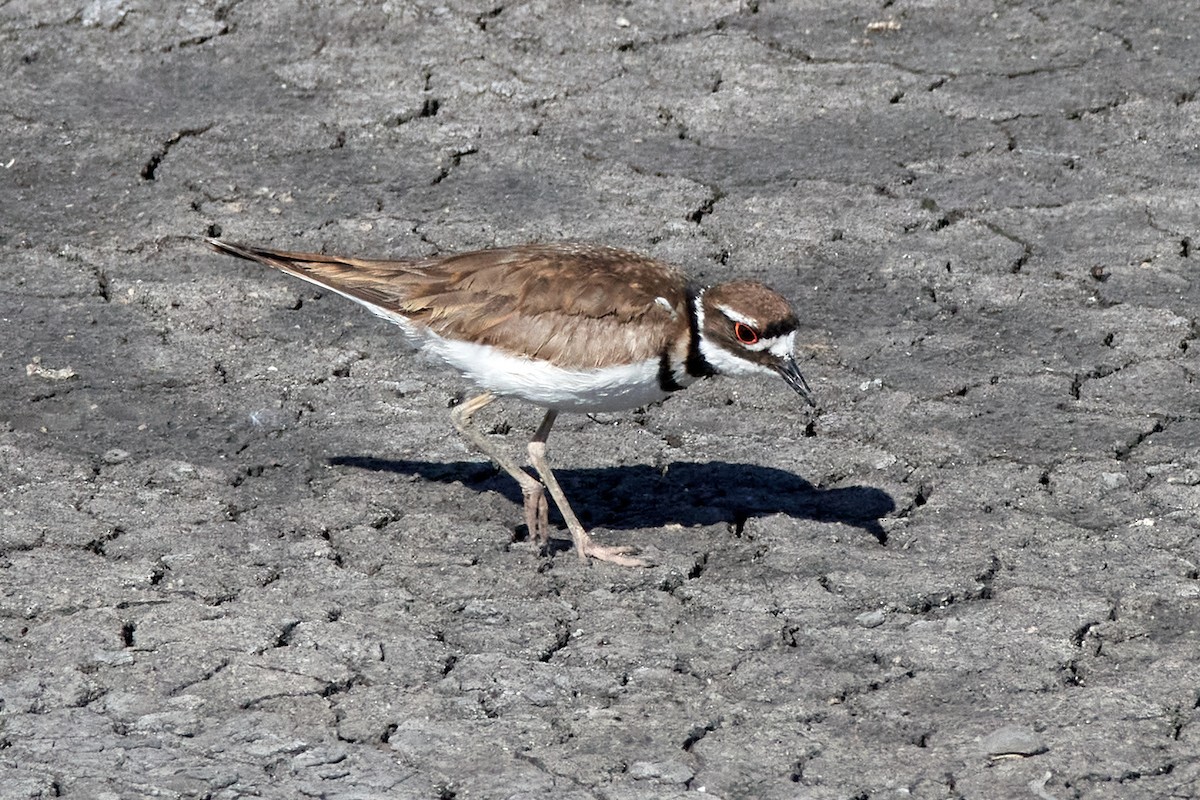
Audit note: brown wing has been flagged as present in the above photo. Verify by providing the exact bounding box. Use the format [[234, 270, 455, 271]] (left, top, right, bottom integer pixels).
[[206, 239, 691, 370]]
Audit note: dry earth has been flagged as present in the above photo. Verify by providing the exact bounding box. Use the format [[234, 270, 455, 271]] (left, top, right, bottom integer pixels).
[[1, 1, 1199, 798]]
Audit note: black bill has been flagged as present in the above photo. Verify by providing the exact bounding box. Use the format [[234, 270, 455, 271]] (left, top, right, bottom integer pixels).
[[775, 355, 816, 408]]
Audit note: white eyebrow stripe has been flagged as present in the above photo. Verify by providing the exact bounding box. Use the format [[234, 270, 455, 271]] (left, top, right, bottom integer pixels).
[[715, 304, 760, 328]]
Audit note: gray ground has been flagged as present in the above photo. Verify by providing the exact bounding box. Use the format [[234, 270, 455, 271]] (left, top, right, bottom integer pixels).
[[1, 1, 1198, 798]]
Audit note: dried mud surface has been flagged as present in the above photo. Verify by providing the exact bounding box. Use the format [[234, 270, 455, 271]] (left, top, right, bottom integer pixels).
[[2, 1, 1199, 798]]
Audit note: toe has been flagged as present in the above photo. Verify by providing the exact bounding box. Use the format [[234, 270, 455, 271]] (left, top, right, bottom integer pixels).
[[582, 543, 652, 568]]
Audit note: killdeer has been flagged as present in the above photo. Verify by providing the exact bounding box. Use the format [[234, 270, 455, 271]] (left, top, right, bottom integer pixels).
[[206, 238, 815, 567]]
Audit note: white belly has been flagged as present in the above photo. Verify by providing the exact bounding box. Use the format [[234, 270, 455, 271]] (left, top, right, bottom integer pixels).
[[432, 337, 671, 412], [359, 304, 676, 411]]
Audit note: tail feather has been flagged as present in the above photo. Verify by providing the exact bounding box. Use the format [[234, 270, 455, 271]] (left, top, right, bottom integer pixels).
[[205, 237, 398, 270], [205, 237, 289, 263], [205, 237, 422, 313]]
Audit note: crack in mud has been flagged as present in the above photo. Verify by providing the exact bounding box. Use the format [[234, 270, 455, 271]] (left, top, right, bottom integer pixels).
[[140, 126, 213, 181]]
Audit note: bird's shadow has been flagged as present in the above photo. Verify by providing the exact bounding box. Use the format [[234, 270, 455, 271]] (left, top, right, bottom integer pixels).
[[327, 456, 894, 545]]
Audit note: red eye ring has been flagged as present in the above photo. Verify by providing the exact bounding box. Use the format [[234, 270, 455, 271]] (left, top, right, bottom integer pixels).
[[734, 322, 760, 345]]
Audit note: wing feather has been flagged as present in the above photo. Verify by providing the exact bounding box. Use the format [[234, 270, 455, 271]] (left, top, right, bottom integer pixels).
[[207, 240, 691, 369]]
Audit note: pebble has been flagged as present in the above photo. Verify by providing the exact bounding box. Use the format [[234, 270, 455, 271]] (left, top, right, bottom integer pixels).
[[629, 760, 695, 784], [980, 725, 1047, 757], [1101, 472, 1127, 489], [856, 609, 888, 628]]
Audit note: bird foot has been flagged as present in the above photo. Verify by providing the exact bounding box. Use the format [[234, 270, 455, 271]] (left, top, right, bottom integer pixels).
[[522, 480, 649, 567], [575, 535, 652, 568]]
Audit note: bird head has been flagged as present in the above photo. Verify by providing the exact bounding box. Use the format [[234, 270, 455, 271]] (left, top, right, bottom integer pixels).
[[696, 282, 815, 407]]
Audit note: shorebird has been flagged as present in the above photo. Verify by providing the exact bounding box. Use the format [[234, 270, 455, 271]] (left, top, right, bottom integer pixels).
[[207, 238, 815, 566]]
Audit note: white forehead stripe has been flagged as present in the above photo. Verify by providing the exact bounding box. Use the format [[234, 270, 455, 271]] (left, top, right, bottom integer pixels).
[[768, 332, 796, 358]]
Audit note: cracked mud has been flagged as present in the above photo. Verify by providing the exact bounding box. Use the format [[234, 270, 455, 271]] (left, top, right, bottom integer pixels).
[[2, 1, 1199, 799]]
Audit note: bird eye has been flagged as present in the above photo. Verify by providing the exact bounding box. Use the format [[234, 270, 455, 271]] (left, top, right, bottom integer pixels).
[[734, 322, 760, 345]]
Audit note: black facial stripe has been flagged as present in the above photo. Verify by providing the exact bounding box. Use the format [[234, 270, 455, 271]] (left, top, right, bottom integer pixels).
[[761, 320, 798, 339], [684, 288, 716, 379]]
